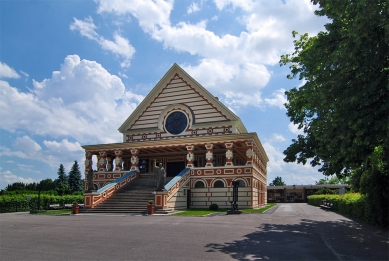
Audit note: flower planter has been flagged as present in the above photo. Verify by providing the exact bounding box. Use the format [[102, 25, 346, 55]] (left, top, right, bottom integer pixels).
[[72, 204, 79, 214], [147, 204, 155, 215]]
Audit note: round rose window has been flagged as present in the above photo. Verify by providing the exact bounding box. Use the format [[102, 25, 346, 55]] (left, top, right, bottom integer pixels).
[[165, 111, 187, 134]]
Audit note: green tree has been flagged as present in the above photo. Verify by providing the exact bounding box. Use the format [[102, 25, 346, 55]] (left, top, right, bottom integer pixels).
[[269, 176, 286, 186], [38, 178, 56, 191], [315, 175, 348, 185], [280, 0, 388, 226], [55, 164, 68, 187], [280, 0, 388, 176], [68, 161, 83, 193], [5, 182, 26, 191]]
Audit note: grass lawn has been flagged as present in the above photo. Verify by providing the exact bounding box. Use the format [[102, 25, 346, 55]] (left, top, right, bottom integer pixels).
[[33, 209, 72, 215], [172, 203, 277, 216]]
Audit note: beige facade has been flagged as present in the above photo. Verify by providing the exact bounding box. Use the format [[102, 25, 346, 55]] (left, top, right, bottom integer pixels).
[[82, 64, 269, 210]]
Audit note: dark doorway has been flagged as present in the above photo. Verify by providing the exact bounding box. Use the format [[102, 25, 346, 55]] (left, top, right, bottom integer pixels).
[[166, 161, 186, 177]]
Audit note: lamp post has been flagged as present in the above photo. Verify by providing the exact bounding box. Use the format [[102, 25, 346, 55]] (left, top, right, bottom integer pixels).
[[227, 180, 242, 215]]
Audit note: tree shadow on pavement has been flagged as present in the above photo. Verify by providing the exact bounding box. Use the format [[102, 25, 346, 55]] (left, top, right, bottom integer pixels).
[[205, 219, 389, 261]]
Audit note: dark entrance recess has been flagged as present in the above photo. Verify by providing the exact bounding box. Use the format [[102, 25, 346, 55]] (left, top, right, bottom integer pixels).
[[166, 161, 186, 177]]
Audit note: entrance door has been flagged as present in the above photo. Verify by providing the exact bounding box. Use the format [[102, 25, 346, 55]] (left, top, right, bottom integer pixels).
[[166, 161, 186, 177]]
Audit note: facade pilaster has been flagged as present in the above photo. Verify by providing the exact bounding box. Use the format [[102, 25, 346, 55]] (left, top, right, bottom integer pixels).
[[84, 151, 93, 174], [130, 149, 139, 171], [186, 145, 194, 168], [245, 141, 253, 165], [114, 150, 123, 171], [225, 143, 234, 166], [98, 151, 107, 172], [205, 144, 214, 167]]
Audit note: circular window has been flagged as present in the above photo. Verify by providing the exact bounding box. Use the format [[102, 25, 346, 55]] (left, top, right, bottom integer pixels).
[[165, 111, 188, 134]]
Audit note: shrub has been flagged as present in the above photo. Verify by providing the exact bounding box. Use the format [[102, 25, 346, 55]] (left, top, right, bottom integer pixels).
[[209, 203, 218, 210], [307, 193, 380, 226], [0, 194, 84, 213]]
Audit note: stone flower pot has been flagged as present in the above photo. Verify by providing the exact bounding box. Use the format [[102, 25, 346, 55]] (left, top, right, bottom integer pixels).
[[72, 203, 79, 214], [147, 203, 154, 215]]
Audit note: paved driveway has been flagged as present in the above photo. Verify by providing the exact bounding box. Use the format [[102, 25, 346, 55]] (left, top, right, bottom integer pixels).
[[0, 203, 388, 260]]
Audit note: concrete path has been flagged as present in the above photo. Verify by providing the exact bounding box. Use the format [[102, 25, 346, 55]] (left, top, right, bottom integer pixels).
[[0, 203, 388, 260]]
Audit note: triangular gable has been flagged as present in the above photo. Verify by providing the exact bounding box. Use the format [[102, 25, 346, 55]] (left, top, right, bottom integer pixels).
[[118, 64, 247, 136]]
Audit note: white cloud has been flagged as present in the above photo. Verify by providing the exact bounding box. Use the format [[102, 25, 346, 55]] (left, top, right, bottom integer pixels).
[[182, 59, 270, 108], [265, 88, 287, 109], [263, 141, 322, 185], [0, 55, 143, 144], [272, 133, 286, 142], [213, 0, 254, 11], [187, 2, 200, 14], [17, 164, 41, 174], [96, 0, 173, 33], [0, 170, 36, 185], [14, 136, 42, 153], [20, 70, 29, 78], [70, 17, 135, 67], [288, 122, 304, 135], [94, 0, 328, 109], [43, 139, 83, 152], [0, 62, 20, 79]]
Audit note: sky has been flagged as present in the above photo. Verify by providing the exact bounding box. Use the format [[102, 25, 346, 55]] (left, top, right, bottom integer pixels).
[[0, 0, 331, 190]]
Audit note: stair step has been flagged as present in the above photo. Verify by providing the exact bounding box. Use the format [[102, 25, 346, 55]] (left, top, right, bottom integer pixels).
[[84, 176, 162, 214]]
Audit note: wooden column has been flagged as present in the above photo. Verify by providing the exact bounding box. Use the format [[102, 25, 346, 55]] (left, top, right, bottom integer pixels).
[[186, 145, 194, 168], [205, 144, 214, 167], [130, 149, 139, 171], [84, 151, 93, 173], [114, 150, 123, 171], [225, 143, 234, 166], [98, 151, 107, 172]]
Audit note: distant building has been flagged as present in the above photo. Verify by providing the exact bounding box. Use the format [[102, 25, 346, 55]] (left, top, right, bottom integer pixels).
[[82, 64, 269, 210], [267, 184, 349, 203]]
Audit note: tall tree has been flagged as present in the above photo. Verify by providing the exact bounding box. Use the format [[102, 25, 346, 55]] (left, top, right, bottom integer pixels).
[[38, 178, 56, 191], [280, 0, 388, 226], [269, 176, 286, 186], [55, 164, 69, 195], [280, 0, 388, 176], [68, 161, 83, 193], [55, 164, 68, 186]]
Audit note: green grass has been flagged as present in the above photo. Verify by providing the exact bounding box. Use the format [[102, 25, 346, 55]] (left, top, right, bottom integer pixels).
[[33, 209, 72, 215], [172, 203, 277, 216], [172, 208, 227, 216], [241, 203, 277, 213]]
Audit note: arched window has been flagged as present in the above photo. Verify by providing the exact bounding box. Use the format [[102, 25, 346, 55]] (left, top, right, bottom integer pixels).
[[213, 180, 224, 188], [237, 180, 246, 187], [194, 181, 205, 188], [93, 183, 99, 190]]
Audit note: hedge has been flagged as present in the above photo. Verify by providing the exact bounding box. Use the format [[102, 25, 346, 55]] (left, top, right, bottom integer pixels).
[[0, 194, 84, 213], [308, 193, 377, 225]]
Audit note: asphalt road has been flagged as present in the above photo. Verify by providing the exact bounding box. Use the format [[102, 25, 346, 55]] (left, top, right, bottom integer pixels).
[[0, 203, 388, 261]]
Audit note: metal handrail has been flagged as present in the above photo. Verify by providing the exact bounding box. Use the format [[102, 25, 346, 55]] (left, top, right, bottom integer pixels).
[[164, 168, 191, 191]]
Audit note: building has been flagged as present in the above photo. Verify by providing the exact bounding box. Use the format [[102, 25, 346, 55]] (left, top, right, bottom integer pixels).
[[267, 184, 348, 203], [82, 64, 269, 210]]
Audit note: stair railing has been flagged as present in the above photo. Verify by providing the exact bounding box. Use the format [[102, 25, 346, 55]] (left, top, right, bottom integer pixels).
[[164, 168, 191, 201], [84, 170, 138, 208]]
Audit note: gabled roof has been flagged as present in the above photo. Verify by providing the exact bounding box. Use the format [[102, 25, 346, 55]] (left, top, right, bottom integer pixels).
[[118, 63, 247, 133]]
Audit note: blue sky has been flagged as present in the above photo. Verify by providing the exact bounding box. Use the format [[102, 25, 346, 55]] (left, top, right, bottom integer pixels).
[[0, 0, 330, 189]]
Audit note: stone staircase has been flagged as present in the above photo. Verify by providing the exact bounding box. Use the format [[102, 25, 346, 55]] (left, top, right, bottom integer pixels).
[[80, 176, 174, 215]]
